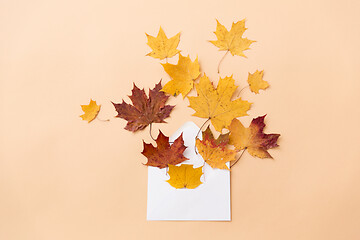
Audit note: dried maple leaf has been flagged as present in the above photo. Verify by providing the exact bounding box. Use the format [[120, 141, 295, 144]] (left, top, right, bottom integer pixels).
[[161, 54, 200, 98], [166, 164, 203, 189], [210, 19, 255, 57], [229, 115, 280, 158], [188, 74, 252, 132], [146, 27, 180, 60], [80, 99, 101, 123], [248, 70, 269, 94], [196, 126, 236, 170], [142, 131, 188, 168], [112, 81, 174, 132]]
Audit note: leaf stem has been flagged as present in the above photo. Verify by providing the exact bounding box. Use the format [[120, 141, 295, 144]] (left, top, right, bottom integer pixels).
[[237, 85, 249, 97], [217, 50, 229, 74], [194, 118, 211, 154], [230, 148, 247, 168], [149, 123, 156, 141], [96, 116, 110, 122]]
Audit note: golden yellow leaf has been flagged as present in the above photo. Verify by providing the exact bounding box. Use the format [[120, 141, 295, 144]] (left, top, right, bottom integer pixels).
[[229, 116, 280, 159], [80, 99, 101, 123], [248, 70, 269, 94], [146, 27, 180, 60], [196, 126, 236, 170], [166, 164, 203, 189], [210, 19, 255, 57], [188, 74, 252, 132], [161, 54, 200, 98]]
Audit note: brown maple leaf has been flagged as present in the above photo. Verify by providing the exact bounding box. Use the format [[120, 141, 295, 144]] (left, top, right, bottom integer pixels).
[[112, 80, 175, 132], [142, 131, 188, 168]]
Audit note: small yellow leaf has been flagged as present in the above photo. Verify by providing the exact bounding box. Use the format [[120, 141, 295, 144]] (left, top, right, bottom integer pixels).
[[146, 27, 180, 60], [161, 54, 200, 98], [247, 70, 269, 94], [188, 74, 251, 132], [80, 99, 100, 123], [210, 19, 255, 57], [166, 164, 203, 189]]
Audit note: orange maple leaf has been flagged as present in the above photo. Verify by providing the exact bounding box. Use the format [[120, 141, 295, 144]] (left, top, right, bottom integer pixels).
[[196, 126, 236, 170], [229, 115, 280, 158]]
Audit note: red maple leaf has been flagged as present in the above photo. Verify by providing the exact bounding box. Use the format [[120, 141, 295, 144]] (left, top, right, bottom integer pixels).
[[112, 80, 174, 132], [142, 131, 188, 169]]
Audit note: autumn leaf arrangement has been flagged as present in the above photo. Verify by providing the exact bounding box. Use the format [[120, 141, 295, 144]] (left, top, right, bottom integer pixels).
[[80, 19, 280, 190]]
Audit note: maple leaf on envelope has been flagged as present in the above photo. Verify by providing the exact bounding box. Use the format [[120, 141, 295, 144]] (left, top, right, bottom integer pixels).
[[196, 126, 236, 170], [112, 81, 174, 132], [161, 54, 200, 98], [229, 115, 280, 158], [166, 164, 203, 189], [80, 99, 101, 123], [247, 70, 269, 94], [188, 74, 251, 132], [146, 27, 180, 60], [210, 19, 255, 57], [142, 131, 188, 169]]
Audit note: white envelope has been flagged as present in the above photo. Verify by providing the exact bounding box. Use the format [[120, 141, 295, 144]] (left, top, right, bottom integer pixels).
[[147, 121, 231, 221]]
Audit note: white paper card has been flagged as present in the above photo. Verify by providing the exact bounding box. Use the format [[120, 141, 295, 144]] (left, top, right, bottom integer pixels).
[[147, 121, 231, 221]]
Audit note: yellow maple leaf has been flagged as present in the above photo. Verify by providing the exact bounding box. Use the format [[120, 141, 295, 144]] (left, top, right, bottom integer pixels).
[[161, 54, 200, 98], [210, 19, 255, 57], [166, 164, 203, 189], [248, 70, 269, 94], [146, 27, 180, 60], [196, 126, 236, 170], [80, 99, 101, 123], [188, 74, 252, 132]]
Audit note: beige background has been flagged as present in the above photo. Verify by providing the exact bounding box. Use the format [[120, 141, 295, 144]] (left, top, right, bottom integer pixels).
[[1, 0, 360, 239]]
